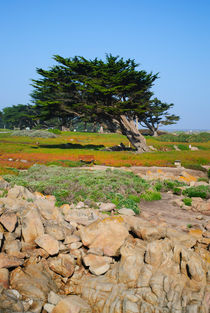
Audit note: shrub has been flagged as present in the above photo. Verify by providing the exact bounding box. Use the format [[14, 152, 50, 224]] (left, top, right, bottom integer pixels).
[[11, 130, 57, 138], [182, 197, 192, 206], [140, 190, 162, 201], [183, 164, 207, 172], [197, 177, 209, 183], [173, 187, 182, 195], [182, 185, 210, 199], [48, 129, 61, 135], [208, 169, 210, 179]]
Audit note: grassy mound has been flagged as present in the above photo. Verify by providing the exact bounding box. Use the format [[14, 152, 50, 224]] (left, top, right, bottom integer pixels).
[[4, 165, 152, 210], [11, 130, 57, 138]]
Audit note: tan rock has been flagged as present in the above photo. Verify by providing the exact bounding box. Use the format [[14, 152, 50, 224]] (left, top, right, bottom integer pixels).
[[21, 207, 44, 243], [0, 268, 9, 288], [118, 208, 135, 216], [64, 234, 80, 244], [10, 262, 57, 301], [99, 202, 116, 212], [83, 254, 111, 275], [35, 234, 59, 255], [52, 295, 92, 313], [3, 239, 21, 256], [48, 254, 75, 277], [0, 212, 17, 232], [7, 185, 35, 200], [79, 216, 129, 256], [45, 222, 65, 240], [0, 253, 24, 269], [35, 198, 61, 221]]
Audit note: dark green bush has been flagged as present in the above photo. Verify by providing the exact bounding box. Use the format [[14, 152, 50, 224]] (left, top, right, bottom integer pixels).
[[48, 129, 61, 135], [140, 190, 162, 201], [182, 197, 192, 206], [182, 185, 210, 199], [173, 187, 182, 195]]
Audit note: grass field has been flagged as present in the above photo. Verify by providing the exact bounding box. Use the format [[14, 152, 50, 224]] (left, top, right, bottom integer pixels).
[[0, 131, 209, 175]]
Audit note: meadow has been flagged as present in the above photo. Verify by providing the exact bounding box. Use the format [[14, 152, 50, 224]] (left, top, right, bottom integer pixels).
[[0, 130, 209, 175]]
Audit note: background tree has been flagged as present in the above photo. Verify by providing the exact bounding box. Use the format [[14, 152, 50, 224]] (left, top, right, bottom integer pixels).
[[139, 98, 180, 136]]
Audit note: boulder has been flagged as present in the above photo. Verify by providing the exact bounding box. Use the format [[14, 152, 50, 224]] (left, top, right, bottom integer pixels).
[[0, 253, 24, 269], [35, 234, 59, 255], [21, 207, 44, 243], [0, 212, 17, 232], [79, 216, 129, 256], [52, 295, 92, 313], [99, 202, 116, 212], [45, 222, 65, 241], [83, 254, 112, 275], [118, 208, 136, 216], [48, 254, 75, 277], [0, 268, 9, 288]]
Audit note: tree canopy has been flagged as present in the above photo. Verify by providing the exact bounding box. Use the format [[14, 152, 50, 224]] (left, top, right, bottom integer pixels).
[[30, 54, 178, 151]]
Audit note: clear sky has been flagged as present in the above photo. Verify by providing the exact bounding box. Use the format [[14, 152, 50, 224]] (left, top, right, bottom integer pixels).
[[0, 0, 210, 129]]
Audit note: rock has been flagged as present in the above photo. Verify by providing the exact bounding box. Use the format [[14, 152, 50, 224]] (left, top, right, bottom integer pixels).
[[35, 234, 59, 255], [64, 234, 81, 244], [45, 222, 65, 241], [3, 239, 22, 256], [44, 303, 55, 313], [48, 254, 75, 277], [52, 295, 92, 313], [0, 253, 24, 269], [35, 199, 61, 221], [79, 216, 129, 256], [83, 254, 112, 275], [118, 208, 136, 216], [48, 291, 62, 305], [75, 201, 85, 209], [7, 185, 34, 200], [21, 207, 44, 243], [70, 242, 83, 250], [99, 202, 116, 212], [0, 268, 9, 288], [0, 212, 17, 232], [0, 288, 25, 312], [10, 262, 57, 301]]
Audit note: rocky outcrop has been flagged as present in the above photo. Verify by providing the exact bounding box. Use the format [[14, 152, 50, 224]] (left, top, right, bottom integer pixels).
[[0, 181, 209, 312]]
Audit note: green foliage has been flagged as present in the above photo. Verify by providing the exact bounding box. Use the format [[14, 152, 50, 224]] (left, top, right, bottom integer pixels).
[[162, 180, 187, 191], [182, 185, 210, 199], [154, 181, 164, 191], [47, 160, 83, 167], [11, 130, 57, 138], [4, 165, 148, 208], [197, 177, 209, 183], [140, 190, 162, 201], [187, 224, 192, 229], [173, 187, 182, 195], [48, 129, 61, 135], [157, 132, 210, 143], [177, 144, 189, 151], [208, 169, 210, 179], [183, 164, 207, 172], [182, 197, 192, 206]]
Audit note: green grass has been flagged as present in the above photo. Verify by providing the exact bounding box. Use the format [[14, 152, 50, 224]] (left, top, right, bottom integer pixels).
[[182, 197, 192, 206], [3, 165, 150, 210], [182, 185, 210, 199], [140, 190, 162, 201]]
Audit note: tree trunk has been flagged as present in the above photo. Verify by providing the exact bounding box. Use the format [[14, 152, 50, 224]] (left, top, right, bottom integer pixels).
[[153, 130, 158, 137], [119, 115, 150, 153]]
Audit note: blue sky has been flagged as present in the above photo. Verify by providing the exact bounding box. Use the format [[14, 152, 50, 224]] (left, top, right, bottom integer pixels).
[[0, 0, 210, 129]]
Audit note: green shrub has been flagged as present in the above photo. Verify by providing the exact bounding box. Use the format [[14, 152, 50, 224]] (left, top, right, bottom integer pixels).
[[182, 197, 192, 206], [187, 224, 192, 228], [173, 187, 182, 195], [177, 144, 189, 151], [208, 169, 210, 179], [157, 132, 210, 143], [183, 164, 207, 172], [154, 181, 164, 191], [11, 130, 57, 138], [182, 185, 210, 199], [140, 190, 162, 201], [48, 129, 61, 135], [197, 177, 209, 183]]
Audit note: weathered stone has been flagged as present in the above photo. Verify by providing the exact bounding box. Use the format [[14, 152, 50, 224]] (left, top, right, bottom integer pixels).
[[10, 262, 57, 301], [118, 208, 136, 216], [99, 202, 116, 212], [0, 212, 17, 232], [3, 239, 22, 256], [45, 222, 65, 241], [64, 234, 80, 244], [44, 303, 55, 313], [79, 216, 129, 256], [35, 199, 61, 221], [35, 234, 59, 255], [0, 268, 9, 288], [21, 207, 44, 243], [48, 254, 75, 277], [48, 291, 62, 305], [83, 254, 111, 275], [0, 253, 24, 269], [52, 295, 92, 313], [7, 185, 35, 200], [70, 241, 83, 250]]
